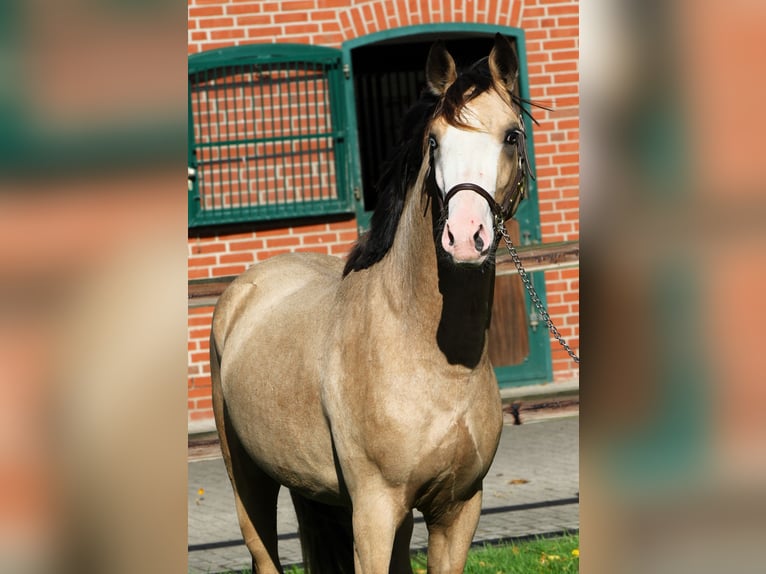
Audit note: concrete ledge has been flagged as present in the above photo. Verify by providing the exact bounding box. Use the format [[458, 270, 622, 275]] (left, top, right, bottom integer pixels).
[[500, 379, 579, 401]]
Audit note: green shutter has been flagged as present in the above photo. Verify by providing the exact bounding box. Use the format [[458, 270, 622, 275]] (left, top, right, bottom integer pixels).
[[188, 44, 353, 227]]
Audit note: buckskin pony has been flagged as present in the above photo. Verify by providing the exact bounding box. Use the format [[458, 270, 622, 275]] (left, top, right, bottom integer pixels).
[[210, 34, 532, 573]]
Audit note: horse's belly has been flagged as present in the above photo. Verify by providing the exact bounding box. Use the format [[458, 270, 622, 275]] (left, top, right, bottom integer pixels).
[[223, 351, 344, 501]]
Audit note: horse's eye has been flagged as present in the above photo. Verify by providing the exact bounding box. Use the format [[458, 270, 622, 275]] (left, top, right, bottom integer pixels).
[[504, 130, 520, 146], [428, 135, 438, 150]]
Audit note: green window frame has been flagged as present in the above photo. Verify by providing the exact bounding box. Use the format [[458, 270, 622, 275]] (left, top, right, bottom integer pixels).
[[188, 44, 353, 227]]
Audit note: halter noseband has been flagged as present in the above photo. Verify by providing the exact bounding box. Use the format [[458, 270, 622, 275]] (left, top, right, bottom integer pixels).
[[430, 134, 530, 233]]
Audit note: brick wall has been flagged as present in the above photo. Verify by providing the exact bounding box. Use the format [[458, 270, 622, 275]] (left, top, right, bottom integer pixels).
[[188, 305, 214, 429], [187, 0, 579, 430], [189, 219, 358, 279]]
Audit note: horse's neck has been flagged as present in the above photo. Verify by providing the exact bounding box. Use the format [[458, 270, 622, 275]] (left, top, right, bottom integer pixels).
[[380, 188, 496, 368]]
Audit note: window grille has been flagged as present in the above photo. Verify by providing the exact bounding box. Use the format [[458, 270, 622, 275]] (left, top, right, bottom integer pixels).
[[188, 44, 351, 227]]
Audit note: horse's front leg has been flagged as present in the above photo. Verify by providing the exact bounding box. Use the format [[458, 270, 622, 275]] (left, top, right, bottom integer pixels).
[[351, 486, 410, 574], [423, 488, 483, 573]]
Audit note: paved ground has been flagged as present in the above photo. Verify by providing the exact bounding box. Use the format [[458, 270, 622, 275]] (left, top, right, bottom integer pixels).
[[188, 413, 579, 573]]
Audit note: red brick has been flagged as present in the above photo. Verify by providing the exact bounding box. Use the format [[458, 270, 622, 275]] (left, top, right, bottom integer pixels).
[[302, 232, 339, 245], [526, 28, 548, 41], [530, 73, 553, 87], [556, 119, 578, 131], [555, 199, 579, 211], [540, 211, 563, 223], [228, 239, 264, 251], [212, 265, 247, 277], [238, 14, 272, 26], [553, 176, 579, 188], [190, 374, 212, 388], [190, 327, 211, 340], [226, 3, 263, 15], [560, 164, 579, 175], [188, 387, 212, 399], [557, 16, 579, 27], [188, 268, 210, 280], [211, 29, 245, 40], [201, 41, 236, 50], [319, 21, 341, 34], [189, 6, 224, 18], [190, 242, 226, 255], [190, 409, 214, 421], [545, 61, 578, 73], [317, 0, 350, 7], [550, 27, 578, 39], [199, 17, 235, 28], [543, 38, 576, 51], [284, 23, 320, 35], [527, 52, 550, 65], [546, 84, 577, 96], [266, 236, 301, 248], [553, 71, 579, 84], [310, 9, 337, 20], [560, 268, 579, 279], [536, 166, 559, 178], [330, 244, 352, 255], [563, 291, 579, 303], [195, 398, 213, 410], [555, 153, 579, 165], [282, 0, 316, 10], [189, 305, 214, 316], [550, 50, 579, 63], [220, 252, 255, 264], [246, 26, 283, 38]]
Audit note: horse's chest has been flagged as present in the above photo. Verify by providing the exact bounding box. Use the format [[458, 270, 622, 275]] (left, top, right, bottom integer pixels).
[[404, 411, 499, 503]]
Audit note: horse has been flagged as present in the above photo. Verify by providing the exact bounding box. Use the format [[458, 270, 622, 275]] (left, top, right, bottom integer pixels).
[[210, 34, 532, 573]]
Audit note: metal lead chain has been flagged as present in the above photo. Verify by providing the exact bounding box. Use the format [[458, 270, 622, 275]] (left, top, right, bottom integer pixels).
[[498, 223, 580, 365]]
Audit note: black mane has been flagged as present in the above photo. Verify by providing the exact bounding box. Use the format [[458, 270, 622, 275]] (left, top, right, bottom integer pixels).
[[342, 93, 438, 276]]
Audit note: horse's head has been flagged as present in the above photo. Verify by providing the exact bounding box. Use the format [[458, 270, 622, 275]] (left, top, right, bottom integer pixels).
[[426, 34, 528, 266]]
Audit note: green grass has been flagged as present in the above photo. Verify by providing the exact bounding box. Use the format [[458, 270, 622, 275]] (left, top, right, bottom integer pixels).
[[263, 534, 579, 574], [413, 534, 580, 573]]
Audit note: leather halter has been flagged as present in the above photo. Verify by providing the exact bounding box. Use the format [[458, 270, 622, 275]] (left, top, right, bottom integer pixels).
[[430, 131, 530, 233]]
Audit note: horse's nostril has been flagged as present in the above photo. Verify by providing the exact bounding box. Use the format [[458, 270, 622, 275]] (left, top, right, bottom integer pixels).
[[473, 226, 485, 252], [447, 229, 455, 246]]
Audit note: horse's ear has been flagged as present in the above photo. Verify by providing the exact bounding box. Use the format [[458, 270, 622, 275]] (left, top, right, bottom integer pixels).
[[426, 41, 457, 96], [489, 34, 519, 97]]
